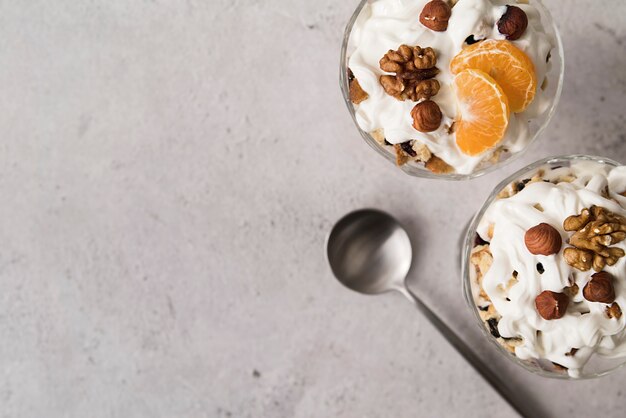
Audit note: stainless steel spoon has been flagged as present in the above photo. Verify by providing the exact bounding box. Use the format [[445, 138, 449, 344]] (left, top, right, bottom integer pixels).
[[325, 209, 530, 418]]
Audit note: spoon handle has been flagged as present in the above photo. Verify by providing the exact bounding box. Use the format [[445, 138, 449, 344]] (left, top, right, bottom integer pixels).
[[399, 286, 531, 418]]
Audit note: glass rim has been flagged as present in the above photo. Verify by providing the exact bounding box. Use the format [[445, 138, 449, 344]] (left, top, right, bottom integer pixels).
[[461, 154, 625, 379], [339, 0, 566, 181]]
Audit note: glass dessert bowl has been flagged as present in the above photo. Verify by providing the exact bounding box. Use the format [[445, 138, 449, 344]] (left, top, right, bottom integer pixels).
[[340, 0, 564, 180], [462, 155, 626, 378]]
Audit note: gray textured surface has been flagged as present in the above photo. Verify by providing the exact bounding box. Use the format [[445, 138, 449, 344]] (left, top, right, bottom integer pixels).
[[0, 0, 625, 417]]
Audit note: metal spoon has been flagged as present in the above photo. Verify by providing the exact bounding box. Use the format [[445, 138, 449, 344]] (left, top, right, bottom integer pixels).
[[325, 209, 530, 418]]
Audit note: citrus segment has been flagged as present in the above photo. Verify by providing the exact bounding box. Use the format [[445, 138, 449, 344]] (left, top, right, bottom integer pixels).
[[454, 69, 510, 156], [450, 40, 536, 112]]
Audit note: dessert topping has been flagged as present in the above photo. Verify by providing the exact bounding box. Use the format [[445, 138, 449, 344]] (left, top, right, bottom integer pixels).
[[394, 141, 432, 166], [400, 141, 417, 157], [394, 144, 411, 166], [524, 223, 562, 255], [380, 45, 437, 73], [497, 5, 528, 41], [425, 155, 454, 174], [464, 35, 482, 45], [563, 206, 626, 272], [414, 79, 441, 101], [564, 283, 579, 298], [379, 45, 440, 101], [583, 272, 616, 304], [414, 46, 437, 69], [487, 317, 501, 338], [379, 75, 405, 97], [453, 69, 510, 156], [349, 77, 369, 105], [535, 290, 569, 320], [536, 262, 545, 274], [606, 302, 623, 319], [419, 0, 451, 32], [583, 271, 615, 303], [411, 100, 442, 132], [450, 40, 536, 113]]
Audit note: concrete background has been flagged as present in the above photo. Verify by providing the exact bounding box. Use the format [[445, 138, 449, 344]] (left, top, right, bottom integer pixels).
[[0, 0, 625, 416]]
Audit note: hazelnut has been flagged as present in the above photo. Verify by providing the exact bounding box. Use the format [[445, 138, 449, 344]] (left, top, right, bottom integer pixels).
[[524, 223, 562, 256], [497, 5, 528, 40], [535, 290, 569, 320], [411, 100, 442, 132], [419, 0, 452, 32], [583, 272, 615, 303]]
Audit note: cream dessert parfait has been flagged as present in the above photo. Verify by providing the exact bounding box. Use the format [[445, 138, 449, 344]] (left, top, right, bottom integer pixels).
[[347, 0, 556, 175], [469, 160, 626, 377]]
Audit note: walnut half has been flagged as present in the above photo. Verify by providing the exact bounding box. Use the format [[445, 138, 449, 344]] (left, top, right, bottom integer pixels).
[[378, 44, 440, 101], [562, 206, 626, 272]]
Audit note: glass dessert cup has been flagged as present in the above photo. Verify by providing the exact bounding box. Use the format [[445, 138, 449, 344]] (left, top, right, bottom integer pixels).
[[340, 0, 564, 180], [461, 155, 626, 379]]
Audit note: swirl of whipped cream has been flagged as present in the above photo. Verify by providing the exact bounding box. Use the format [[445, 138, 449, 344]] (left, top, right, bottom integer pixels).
[[348, 0, 555, 174], [475, 161, 626, 377]]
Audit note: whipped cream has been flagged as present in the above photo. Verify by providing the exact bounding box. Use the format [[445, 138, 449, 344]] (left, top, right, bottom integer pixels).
[[348, 0, 555, 174], [474, 161, 626, 377]]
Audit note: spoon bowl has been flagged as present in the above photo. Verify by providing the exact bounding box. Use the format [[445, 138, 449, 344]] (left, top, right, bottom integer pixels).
[[326, 209, 411, 295]]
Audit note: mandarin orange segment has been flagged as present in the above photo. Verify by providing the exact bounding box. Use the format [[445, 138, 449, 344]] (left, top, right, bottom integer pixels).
[[450, 40, 536, 113], [454, 69, 510, 156]]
